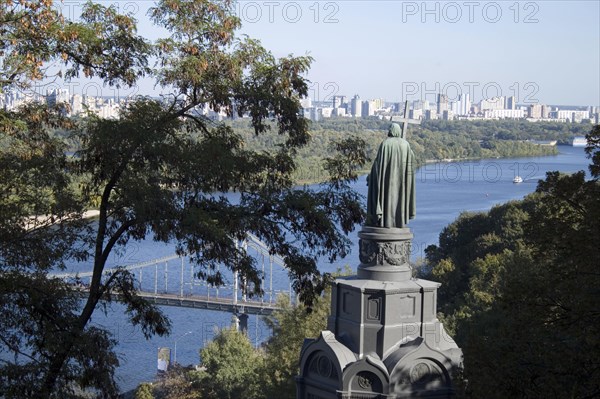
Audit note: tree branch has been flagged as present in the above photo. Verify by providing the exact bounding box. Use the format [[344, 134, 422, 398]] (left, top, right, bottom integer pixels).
[[100, 218, 136, 268]]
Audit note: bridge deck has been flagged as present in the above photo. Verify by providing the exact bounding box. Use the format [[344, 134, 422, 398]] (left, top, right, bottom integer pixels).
[[136, 291, 281, 315], [58, 233, 291, 316]]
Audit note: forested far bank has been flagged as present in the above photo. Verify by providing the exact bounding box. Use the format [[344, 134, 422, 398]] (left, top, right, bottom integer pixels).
[[50, 118, 592, 183], [312, 118, 592, 145], [52, 117, 586, 185], [227, 118, 574, 183]]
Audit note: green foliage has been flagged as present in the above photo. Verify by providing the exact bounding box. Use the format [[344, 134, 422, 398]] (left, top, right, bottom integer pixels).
[[221, 118, 561, 184], [0, 0, 590, 396], [324, 136, 369, 184], [0, 0, 365, 397], [0, 103, 88, 270], [0, 100, 123, 397], [0, 271, 120, 398], [260, 268, 351, 398], [134, 383, 155, 399], [150, 367, 202, 399], [135, 367, 206, 399], [262, 294, 331, 399], [196, 328, 265, 399], [585, 124, 600, 178], [419, 118, 593, 145], [425, 128, 600, 397], [137, 267, 350, 399], [0, 0, 149, 90]]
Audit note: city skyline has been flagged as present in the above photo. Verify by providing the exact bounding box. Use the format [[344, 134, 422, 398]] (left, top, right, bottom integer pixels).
[[4, 86, 597, 124], [46, 1, 600, 107]]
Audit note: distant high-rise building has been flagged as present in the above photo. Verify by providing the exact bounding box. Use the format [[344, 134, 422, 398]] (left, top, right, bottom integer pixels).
[[528, 104, 542, 119], [557, 110, 589, 122], [480, 97, 504, 111], [484, 109, 525, 119], [351, 95, 362, 117], [99, 99, 120, 119], [458, 93, 471, 116], [590, 106, 599, 123], [372, 98, 385, 110], [437, 94, 448, 114], [409, 108, 423, 120], [362, 100, 375, 117], [83, 95, 96, 110], [541, 104, 549, 119], [320, 107, 333, 118], [310, 107, 320, 122], [332, 107, 346, 117], [449, 101, 459, 115], [71, 94, 83, 115], [46, 88, 69, 107], [425, 109, 438, 120], [506, 96, 516, 110], [332, 95, 345, 109]]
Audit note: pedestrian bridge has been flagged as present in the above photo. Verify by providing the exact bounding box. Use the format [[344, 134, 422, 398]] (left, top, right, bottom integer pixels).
[[51, 233, 294, 315]]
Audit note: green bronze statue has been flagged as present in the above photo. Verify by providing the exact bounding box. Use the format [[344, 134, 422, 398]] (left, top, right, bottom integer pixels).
[[366, 122, 416, 228]]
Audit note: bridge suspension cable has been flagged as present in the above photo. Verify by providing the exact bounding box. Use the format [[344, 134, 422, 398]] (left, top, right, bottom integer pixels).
[[50, 233, 293, 315]]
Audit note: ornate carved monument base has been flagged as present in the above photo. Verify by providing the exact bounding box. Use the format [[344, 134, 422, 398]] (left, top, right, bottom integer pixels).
[[296, 227, 463, 399]]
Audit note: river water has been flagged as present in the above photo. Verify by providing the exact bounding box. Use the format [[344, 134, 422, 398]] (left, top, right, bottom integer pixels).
[[88, 146, 590, 392]]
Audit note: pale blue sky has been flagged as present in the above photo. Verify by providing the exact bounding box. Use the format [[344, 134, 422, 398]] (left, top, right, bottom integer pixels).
[[59, 1, 600, 106], [234, 0, 600, 106]]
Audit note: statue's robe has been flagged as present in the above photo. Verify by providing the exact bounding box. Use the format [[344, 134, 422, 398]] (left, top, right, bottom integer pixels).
[[367, 123, 416, 228]]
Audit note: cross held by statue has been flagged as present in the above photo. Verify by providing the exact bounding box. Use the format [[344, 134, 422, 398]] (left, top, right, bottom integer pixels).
[[390, 100, 421, 137]]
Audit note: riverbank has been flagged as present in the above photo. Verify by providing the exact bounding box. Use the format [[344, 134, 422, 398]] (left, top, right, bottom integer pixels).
[[293, 146, 559, 186]]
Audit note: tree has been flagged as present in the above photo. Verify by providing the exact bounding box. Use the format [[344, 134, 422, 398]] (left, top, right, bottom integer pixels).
[[149, 366, 202, 399], [134, 383, 155, 399], [138, 293, 333, 399], [262, 293, 330, 398], [260, 267, 351, 399], [585, 124, 600, 178], [0, 0, 366, 397], [460, 169, 599, 398], [424, 202, 531, 334], [425, 126, 600, 397], [196, 328, 265, 399]]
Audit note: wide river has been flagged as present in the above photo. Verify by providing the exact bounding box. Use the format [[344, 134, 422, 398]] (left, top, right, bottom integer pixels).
[[86, 145, 590, 392]]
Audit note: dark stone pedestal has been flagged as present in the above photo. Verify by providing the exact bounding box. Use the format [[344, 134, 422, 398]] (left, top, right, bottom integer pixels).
[[296, 227, 462, 399]]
